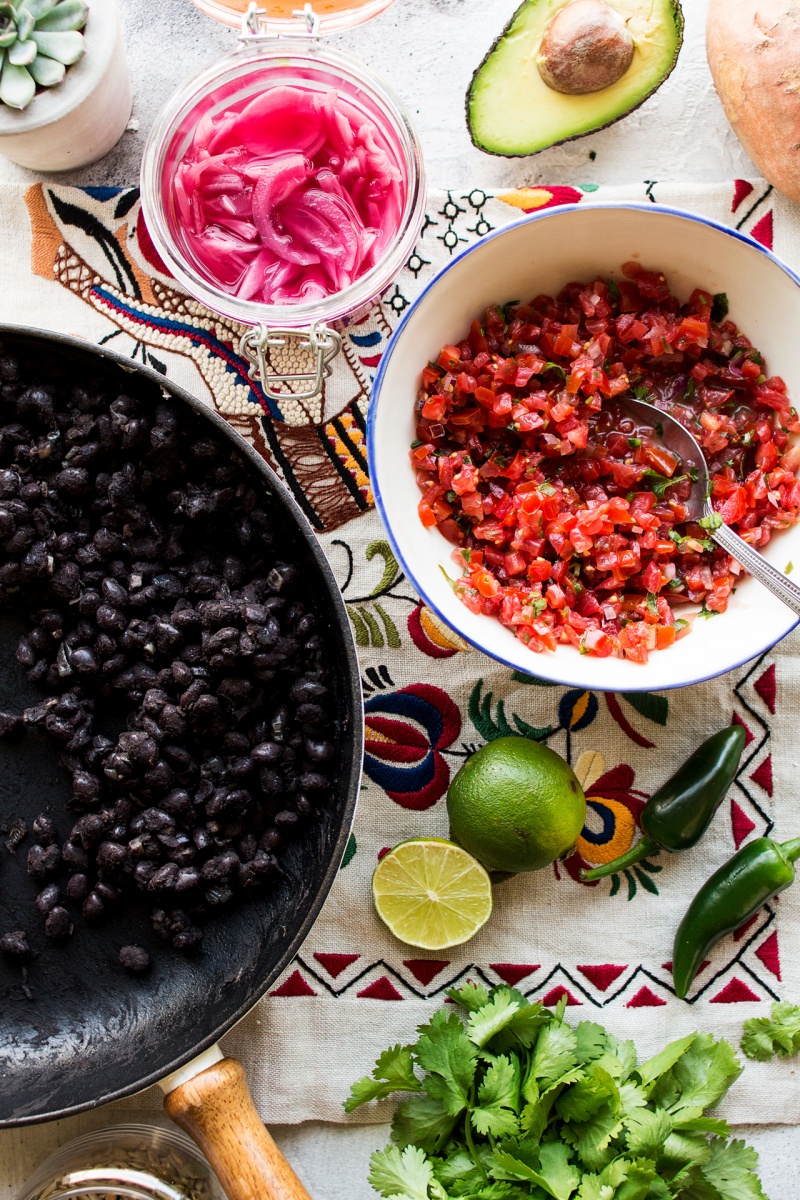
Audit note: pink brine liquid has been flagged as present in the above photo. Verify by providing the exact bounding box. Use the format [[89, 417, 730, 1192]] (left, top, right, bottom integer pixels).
[[168, 80, 407, 306]]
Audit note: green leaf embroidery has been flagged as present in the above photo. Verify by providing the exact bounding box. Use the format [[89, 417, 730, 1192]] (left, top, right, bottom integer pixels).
[[511, 670, 557, 686], [366, 539, 401, 595], [358, 605, 384, 647], [621, 691, 669, 726], [374, 602, 401, 647], [347, 606, 370, 646]]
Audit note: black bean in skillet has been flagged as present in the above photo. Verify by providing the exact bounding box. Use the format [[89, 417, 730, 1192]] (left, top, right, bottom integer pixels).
[[119, 945, 150, 974], [0, 354, 336, 974], [0, 931, 30, 959]]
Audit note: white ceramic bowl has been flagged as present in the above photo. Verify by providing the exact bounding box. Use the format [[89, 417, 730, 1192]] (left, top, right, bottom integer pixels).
[[368, 203, 800, 692]]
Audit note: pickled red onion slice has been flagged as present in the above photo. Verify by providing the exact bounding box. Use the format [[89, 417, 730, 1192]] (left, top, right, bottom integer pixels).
[[171, 82, 407, 305]]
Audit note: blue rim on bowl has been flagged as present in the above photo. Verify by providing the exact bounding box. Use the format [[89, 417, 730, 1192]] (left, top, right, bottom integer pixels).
[[367, 201, 800, 692]]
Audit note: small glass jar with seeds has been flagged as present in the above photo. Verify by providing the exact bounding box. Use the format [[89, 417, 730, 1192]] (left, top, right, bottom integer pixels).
[[17, 1123, 224, 1200]]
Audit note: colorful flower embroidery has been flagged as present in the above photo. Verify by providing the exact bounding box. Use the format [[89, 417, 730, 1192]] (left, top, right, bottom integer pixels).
[[363, 684, 461, 809]]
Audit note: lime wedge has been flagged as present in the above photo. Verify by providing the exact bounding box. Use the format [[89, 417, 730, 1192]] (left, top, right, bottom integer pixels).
[[372, 838, 493, 950]]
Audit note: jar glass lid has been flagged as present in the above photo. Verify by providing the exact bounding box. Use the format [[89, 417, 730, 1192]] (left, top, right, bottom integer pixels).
[[190, 0, 398, 33]]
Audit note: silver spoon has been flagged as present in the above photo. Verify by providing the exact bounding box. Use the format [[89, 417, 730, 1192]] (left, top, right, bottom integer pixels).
[[621, 396, 800, 619]]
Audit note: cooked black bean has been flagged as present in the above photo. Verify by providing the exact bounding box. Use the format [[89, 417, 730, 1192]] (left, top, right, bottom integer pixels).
[[0, 930, 30, 959], [27, 843, 61, 879], [67, 873, 90, 901], [44, 906, 72, 940], [119, 945, 150, 973], [0, 358, 336, 974], [31, 813, 56, 845], [36, 883, 61, 914]]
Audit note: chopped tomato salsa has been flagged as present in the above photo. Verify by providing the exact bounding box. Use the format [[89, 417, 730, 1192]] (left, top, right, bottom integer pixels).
[[412, 265, 800, 663]]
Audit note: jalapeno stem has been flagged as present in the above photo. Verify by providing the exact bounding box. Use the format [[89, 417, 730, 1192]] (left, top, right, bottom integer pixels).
[[579, 835, 659, 881], [781, 837, 800, 864]]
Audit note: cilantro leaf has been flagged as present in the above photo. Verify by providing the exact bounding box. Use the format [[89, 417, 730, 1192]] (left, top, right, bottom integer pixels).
[[493, 1140, 580, 1200], [415, 1010, 477, 1116], [432, 1147, 484, 1186], [659, 1131, 713, 1170], [601, 1036, 638, 1081], [642, 468, 688, 499], [635, 1033, 697, 1090], [606, 278, 621, 302], [491, 1002, 548, 1054], [623, 1107, 673, 1158], [574, 1022, 609, 1064], [563, 1103, 625, 1172], [538, 1142, 583, 1200], [674, 1116, 731, 1136], [556, 1066, 618, 1123], [711, 293, 729, 322], [467, 990, 522, 1049], [575, 1179, 614, 1200], [368, 1145, 438, 1200], [392, 1093, 458, 1155], [614, 1157, 658, 1200], [578, 1161, 628, 1200], [447, 979, 491, 1013], [652, 1033, 742, 1116], [529, 1020, 579, 1087], [617, 1079, 648, 1119], [700, 1137, 768, 1200], [472, 1054, 521, 1138], [345, 1044, 422, 1111], [741, 1000, 800, 1060], [350, 990, 767, 1200]]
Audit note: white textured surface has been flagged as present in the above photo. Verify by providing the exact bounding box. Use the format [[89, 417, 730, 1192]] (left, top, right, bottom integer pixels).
[[0, 0, 757, 188], [0, 0, 792, 1196]]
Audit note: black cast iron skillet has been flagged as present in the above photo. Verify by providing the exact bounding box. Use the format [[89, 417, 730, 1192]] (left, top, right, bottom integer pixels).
[[0, 328, 363, 1199]]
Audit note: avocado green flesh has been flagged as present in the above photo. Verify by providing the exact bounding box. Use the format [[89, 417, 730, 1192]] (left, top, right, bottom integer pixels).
[[468, 0, 683, 156]]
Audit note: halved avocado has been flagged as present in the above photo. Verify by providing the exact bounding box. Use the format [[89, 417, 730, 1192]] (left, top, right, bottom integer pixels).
[[467, 0, 684, 156]]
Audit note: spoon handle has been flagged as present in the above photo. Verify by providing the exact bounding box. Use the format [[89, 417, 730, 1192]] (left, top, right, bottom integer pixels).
[[712, 522, 800, 619]]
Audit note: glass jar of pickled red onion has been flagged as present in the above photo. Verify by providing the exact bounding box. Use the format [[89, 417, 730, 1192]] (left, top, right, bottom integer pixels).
[[140, 3, 425, 403]]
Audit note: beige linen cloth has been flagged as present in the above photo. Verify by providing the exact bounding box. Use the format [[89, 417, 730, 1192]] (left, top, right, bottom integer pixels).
[[0, 178, 798, 1132]]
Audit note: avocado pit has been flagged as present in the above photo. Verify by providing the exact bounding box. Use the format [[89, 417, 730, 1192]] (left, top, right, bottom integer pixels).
[[537, 0, 635, 95]]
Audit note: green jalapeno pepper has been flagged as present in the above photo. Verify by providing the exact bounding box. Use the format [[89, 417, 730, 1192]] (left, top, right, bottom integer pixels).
[[580, 725, 745, 882], [673, 835, 800, 999]]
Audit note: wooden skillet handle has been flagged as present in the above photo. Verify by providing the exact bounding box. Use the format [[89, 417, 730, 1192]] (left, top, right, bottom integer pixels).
[[164, 1056, 312, 1200]]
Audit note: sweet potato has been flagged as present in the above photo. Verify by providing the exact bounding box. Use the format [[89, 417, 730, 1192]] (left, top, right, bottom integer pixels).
[[707, 0, 800, 201]]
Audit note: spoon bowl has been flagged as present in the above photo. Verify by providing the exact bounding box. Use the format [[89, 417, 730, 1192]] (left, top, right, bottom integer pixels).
[[619, 396, 800, 618]]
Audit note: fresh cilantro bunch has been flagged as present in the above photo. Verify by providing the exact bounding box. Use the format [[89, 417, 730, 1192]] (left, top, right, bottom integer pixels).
[[742, 1001, 800, 1061], [346, 983, 767, 1200]]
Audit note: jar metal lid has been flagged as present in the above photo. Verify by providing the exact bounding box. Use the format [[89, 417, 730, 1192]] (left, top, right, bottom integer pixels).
[[190, 0, 398, 33]]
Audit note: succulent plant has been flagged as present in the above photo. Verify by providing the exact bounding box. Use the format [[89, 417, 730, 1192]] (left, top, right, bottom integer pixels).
[[0, 0, 88, 111]]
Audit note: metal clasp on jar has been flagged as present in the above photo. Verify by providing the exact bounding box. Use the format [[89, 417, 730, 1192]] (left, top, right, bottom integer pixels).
[[241, 1, 321, 38], [239, 323, 342, 405]]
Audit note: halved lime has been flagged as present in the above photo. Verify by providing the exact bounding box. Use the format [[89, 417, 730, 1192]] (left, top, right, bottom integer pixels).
[[372, 838, 493, 950]]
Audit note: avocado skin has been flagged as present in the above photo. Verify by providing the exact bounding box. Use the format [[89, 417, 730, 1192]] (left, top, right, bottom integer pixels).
[[466, 0, 684, 158]]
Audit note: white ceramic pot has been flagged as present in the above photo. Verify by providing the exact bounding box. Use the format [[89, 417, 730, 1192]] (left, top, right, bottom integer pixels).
[[369, 203, 800, 692], [0, 0, 132, 172]]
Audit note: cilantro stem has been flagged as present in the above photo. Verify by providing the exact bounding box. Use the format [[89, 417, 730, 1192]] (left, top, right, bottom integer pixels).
[[463, 1107, 488, 1183]]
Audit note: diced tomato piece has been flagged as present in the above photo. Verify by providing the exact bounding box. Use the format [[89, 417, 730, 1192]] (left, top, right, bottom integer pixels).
[[583, 628, 613, 656], [437, 345, 461, 370], [656, 624, 677, 649], [413, 268, 800, 664]]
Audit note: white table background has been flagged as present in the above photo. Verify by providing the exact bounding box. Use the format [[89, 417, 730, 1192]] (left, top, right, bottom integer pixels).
[[0, 0, 798, 1194]]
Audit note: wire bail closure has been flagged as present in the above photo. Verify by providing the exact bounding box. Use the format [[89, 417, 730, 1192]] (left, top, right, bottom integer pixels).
[[242, 2, 321, 37], [240, 323, 342, 404]]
